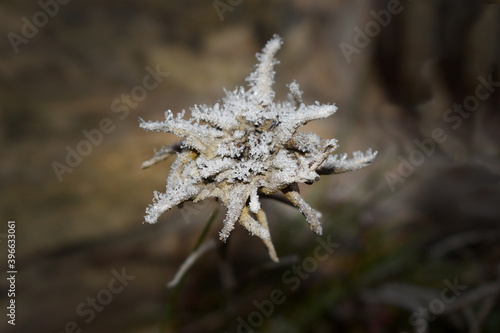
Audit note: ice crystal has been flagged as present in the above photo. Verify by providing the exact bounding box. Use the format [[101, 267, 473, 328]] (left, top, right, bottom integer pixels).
[[140, 35, 376, 262]]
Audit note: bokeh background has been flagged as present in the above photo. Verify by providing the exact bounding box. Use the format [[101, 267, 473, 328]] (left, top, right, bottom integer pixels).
[[1, 0, 500, 332]]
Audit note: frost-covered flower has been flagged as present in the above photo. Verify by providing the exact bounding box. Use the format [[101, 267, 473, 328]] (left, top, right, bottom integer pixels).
[[140, 35, 376, 262]]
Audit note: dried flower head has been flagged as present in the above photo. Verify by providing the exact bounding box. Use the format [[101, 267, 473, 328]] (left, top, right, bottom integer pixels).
[[140, 35, 376, 262]]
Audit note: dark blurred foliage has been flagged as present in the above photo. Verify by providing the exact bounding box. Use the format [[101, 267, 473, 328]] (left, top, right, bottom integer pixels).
[[1, 1, 499, 333]]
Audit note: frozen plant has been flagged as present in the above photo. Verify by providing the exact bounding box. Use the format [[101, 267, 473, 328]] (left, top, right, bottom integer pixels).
[[140, 35, 376, 262]]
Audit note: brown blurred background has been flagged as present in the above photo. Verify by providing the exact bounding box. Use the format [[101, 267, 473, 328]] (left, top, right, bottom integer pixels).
[[1, 0, 500, 332]]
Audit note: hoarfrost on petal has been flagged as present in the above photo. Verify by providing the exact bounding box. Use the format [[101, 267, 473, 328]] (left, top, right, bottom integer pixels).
[[140, 35, 376, 262]]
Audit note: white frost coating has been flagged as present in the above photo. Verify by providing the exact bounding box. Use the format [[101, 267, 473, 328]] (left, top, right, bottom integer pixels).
[[287, 80, 303, 103], [249, 188, 261, 214], [246, 35, 282, 106], [239, 207, 270, 240], [216, 141, 245, 158], [196, 156, 233, 179], [318, 149, 378, 175], [219, 184, 248, 241], [140, 35, 376, 262]]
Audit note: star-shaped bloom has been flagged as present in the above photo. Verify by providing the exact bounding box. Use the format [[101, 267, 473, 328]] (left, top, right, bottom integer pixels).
[[140, 35, 376, 262]]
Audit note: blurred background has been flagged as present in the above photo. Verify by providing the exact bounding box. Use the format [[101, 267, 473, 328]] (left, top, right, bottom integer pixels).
[[1, 0, 500, 332]]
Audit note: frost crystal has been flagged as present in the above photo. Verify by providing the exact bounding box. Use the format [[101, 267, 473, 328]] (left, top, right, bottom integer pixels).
[[140, 35, 376, 262]]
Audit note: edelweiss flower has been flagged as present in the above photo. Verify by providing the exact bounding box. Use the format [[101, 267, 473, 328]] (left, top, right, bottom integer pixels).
[[140, 35, 376, 262]]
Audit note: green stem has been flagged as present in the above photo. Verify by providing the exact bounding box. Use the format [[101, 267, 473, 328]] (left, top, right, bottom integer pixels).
[[159, 208, 219, 332]]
